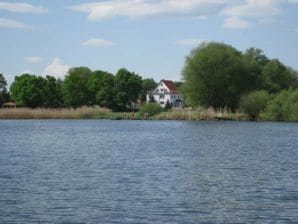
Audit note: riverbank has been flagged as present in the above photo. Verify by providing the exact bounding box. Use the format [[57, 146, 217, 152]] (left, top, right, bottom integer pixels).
[[0, 107, 247, 120]]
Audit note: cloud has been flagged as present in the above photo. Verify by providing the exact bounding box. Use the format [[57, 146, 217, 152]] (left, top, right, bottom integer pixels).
[[223, 0, 283, 17], [25, 57, 44, 64], [0, 18, 31, 29], [223, 16, 252, 29], [70, 0, 226, 21], [82, 38, 115, 47], [0, 2, 47, 13], [174, 38, 210, 46], [44, 58, 70, 78]]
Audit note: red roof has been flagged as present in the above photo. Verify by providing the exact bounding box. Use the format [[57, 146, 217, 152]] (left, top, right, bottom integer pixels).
[[161, 80, 179, 93]]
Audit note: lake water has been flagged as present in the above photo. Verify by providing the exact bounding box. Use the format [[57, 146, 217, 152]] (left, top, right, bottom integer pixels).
[[0, 120, 298, 223]]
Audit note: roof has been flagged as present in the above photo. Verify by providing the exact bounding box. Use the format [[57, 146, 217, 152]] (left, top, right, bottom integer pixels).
[[161, 80, 179, 93]]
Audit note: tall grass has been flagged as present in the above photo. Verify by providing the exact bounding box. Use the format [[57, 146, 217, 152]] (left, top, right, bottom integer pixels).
[[153, 107, 246, 120], [0, 107, 111, 119]]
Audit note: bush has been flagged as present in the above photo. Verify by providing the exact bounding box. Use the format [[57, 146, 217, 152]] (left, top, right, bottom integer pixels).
[[139, 103, 163, 116], [240, 90, 270, 120], [263, 88, 298, 121]]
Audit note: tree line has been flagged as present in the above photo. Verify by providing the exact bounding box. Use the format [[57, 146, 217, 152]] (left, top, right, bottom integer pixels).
[[0, 68, 157, 111], [1, 42, 297, 120], [182, 42, 298, 120]]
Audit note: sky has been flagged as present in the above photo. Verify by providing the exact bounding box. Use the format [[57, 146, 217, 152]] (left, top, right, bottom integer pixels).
[[1, 0, 298, 85]]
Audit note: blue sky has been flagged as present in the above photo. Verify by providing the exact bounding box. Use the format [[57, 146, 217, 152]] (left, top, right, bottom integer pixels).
[[1, 0, 298, 85]]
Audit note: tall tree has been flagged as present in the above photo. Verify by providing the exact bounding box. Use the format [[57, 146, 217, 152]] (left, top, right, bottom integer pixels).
[[10, 74, 45, 107], [0, 74, 8, 107], [115, 68, 142, 110], [182, 42, 248, 111], [88, 70, 116, 109], [141, 78, 157, 102], [43, 76, 63, 107], [62, 67, 92, 107], [261, 59, 296, 93]]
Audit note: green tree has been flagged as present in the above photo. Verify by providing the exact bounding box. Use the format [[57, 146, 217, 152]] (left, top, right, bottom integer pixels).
[[115, 68, 142, 111], [62, 67, 92, 107], [182, 42, 248, 111], [141, 78, 157, 102], [10, 74, 46, 107], [0, 74, 9, 107], [43, 76, 63, 107], [88, 70, 116, 109], [244, 47, 269, 65], [261, 59, 296, 93], [240, 90, 270, 120]]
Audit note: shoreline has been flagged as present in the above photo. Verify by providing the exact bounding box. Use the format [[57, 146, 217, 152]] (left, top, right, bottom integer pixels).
[[0, 107, 296, 122]]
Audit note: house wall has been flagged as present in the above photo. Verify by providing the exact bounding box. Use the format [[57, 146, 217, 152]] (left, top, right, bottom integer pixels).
[[146, 81, 184, 108]]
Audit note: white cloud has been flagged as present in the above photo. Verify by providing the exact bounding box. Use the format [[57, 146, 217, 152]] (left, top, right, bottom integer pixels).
[[70, 0, 225, 21], [223, 0, 283, 17], [82, 38, 115, 47], [0, 2, 47, 13], [25, 57, 44, 64], [0, 18, 31, 29], [44, 58, 70, 78], [174, 38, 210, 46], [223, 16, 252, 29]]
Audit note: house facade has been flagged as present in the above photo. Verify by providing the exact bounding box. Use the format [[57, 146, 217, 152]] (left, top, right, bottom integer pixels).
[[146, 80, 184, 108]]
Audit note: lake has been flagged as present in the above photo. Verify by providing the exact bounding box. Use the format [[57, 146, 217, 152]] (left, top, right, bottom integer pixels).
[[0, 120, 298, 223]]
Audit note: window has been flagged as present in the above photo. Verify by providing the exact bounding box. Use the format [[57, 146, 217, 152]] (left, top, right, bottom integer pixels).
[[160, 94, 165, 99]]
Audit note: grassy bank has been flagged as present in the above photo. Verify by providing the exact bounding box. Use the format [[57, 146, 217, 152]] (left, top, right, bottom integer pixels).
[[0, 107, 111, 119]]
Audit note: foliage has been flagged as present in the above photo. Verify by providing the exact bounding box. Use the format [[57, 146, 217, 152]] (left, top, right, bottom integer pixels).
[[10, 74, 62, 108], [43, 76, 63, 107], [240, 90, 270, 120], [139, 103, 163, 116], [141, 78, 157, 102], [182, 42, 298, 112], [0, 74, 9, 107], [62, 67, 92, 107], [10, 74, 45, 107], [88, 70, 116, 109], [261, 59, 296, 93], [182, 42, 248, 111], [263, 88, 298, 121], [114, 68, 142, 111]]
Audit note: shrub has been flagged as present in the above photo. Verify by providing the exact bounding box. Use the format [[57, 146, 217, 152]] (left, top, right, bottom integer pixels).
[[240, 90, 270, 120], [263, 88, 298, 121], [139, 103, 163, 116]]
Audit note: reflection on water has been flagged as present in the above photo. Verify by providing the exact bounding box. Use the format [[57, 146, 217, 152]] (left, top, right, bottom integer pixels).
[[0, 120, 298, 223]]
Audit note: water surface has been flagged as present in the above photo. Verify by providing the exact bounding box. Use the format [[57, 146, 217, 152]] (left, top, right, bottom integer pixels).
[[0, 120, 298, 223]]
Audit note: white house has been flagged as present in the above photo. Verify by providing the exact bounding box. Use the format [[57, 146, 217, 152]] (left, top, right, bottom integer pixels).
[[146, 80, 184, 108]]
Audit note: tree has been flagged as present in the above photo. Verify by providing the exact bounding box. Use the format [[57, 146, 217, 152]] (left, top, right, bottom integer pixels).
[[182, 42, 248, 111], [240, 90, 270, 121], [87, 70, 116, 109], [0, 74, 8, 107], [10, 74, 46, 107], [62, 67, 92, 107], [141, 78, 157, 102], [261, 59, 296, 93], [244, 47, 269, 65], [43, 76, 63, 107], [114, 68, 142, 111]]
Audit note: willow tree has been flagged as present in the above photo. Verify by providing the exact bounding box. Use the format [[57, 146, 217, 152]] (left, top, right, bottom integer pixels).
[[182, 42, 248, 111]]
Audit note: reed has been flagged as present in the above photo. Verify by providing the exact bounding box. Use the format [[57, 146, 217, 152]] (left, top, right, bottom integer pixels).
[[0, 107, 111, 119], [152, 107, 246, 121]]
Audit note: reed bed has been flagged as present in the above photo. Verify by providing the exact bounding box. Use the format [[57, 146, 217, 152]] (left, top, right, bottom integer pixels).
[[0, 107, 111, 119], [153, 107, 246, 121]]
